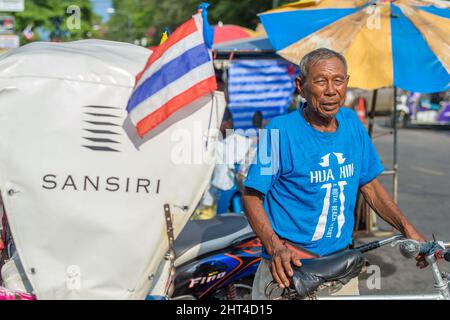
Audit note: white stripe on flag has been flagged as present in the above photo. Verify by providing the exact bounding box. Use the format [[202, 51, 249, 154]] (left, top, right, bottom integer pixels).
[[228, 75, 292, 83], [233, 120, 253, 127], [136, 30, 204, 88], [228, 83, 294, 92], [228, 100, 290, 108], [228, 90, 294, 102], [130, 62, 215, 124]]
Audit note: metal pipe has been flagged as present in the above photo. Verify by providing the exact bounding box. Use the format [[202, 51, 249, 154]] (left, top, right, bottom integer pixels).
[[367, 89, 379, 232], [426, 255, 450, 300], [378, 234, 404, 246], [380, 170, 396, 176], [368, 89, 378, 137], [393, 87, 398, 204]]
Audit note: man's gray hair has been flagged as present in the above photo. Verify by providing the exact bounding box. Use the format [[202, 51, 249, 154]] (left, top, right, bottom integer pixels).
[[299, 48, 348, 81]]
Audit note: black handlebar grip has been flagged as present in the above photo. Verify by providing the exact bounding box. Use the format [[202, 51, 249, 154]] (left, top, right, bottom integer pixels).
[[356, 241, 381, 253]]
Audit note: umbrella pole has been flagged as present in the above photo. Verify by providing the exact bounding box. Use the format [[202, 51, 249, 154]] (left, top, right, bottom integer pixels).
[[363, 89, 378, 233], [367, 90, 378, 233], [368, 89, 378, 137], [393, 87, 398, 204], [355, 89, 378, 238]]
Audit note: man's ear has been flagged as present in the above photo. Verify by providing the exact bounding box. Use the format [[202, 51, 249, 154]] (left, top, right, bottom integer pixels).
[[346, 74, 350, 86], [296, 76, 305, 98]]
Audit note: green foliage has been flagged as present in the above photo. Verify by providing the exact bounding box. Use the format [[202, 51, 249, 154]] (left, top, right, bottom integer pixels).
[[105, 0, 294, 45], [5, 0, 100, 43]]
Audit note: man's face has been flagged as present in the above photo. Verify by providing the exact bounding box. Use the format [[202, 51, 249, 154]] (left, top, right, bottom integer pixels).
[[296, 57, 349, 119]]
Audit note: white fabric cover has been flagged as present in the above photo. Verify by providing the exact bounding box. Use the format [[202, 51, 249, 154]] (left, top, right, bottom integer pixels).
[[0, 40, 225, 299]]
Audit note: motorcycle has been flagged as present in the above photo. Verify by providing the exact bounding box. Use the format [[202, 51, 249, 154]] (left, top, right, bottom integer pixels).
[[151, 213, 262, 300]]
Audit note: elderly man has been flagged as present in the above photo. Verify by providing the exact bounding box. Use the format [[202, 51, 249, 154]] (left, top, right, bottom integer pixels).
[[243, 48, 426, 299]]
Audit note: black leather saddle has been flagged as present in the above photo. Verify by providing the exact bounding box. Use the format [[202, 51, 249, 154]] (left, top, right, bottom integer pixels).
[[291, 249, 365, 298]]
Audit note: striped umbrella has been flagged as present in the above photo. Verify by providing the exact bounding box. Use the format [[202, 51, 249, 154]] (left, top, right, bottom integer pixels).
[[213, 24, 257, 44], [259, 0, 450, 93]]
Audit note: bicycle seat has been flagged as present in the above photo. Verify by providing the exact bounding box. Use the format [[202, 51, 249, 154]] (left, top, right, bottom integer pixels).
[[291, 249, 365, 298]]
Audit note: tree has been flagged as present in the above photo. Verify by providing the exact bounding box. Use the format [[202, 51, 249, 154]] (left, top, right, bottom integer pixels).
[[105, 0, 294, 45], [5, 0, 100, 43]]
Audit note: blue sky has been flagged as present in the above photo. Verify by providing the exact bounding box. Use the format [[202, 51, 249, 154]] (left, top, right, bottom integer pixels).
[[91, 0, 113, 22]]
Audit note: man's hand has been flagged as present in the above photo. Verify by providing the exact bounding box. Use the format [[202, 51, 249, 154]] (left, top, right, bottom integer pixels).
[[404, 228, 428, 269], [242, 188, 303, 287], [269, 237, 302, 289]]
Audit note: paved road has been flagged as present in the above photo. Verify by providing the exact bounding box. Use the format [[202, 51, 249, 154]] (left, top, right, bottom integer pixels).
[[357, 123, 450, 296]]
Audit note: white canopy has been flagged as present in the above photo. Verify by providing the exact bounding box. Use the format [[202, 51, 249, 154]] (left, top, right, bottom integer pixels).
[[0, 40, 225, 299]]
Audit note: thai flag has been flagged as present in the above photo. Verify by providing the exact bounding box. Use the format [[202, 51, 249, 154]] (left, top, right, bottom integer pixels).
[[23, 25, 34, 41], [127, 5, 217, 137]]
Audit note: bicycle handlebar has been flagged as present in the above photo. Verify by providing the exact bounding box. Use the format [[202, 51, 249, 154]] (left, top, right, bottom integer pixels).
[[399, 240, 434, 258], [355, 235, 450, 261], [355, 234, 404, 253]]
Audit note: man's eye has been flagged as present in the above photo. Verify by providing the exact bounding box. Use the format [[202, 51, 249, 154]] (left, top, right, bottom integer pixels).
[[315, 80, 326, 85]]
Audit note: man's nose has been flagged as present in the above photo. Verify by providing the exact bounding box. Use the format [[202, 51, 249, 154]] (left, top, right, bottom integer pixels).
[[324, 81, 337, 96]]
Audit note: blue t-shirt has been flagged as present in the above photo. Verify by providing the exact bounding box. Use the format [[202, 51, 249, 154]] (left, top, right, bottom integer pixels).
[[244, 106, 384, 256]]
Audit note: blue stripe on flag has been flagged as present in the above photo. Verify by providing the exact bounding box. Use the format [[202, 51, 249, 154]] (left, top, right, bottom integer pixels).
[[228, 106, 282, 113], [127, 43, 211, 112], [228, 97, 292, 104], [232, 110, 284, 119], [230, 71, 290, 77], [230, 107, 287, 116], [391, 4, 450, 93], [231, 62, 290, 69]]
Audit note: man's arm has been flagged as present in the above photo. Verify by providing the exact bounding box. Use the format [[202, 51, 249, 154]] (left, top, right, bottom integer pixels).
[[242, 187, 302, 288], [360, 178, 428, 268], [360, 178, 426, 242]]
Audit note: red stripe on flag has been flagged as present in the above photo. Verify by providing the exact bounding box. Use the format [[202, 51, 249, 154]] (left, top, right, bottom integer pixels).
[[135, 18, 198, 84], [136, 76, 217, 137]]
